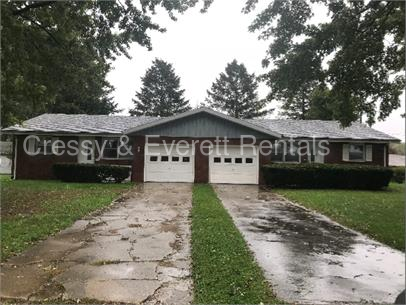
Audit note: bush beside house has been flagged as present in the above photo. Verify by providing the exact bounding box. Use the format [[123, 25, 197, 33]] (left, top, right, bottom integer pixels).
[[53, 163, 130, 183], [262, 163, 393, 190], [391, 167, 405, 184]]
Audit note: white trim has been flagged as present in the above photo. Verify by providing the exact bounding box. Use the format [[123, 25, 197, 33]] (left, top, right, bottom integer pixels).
[[365, 144, 373, 162], [124, 107, 282, 138], [13, 137, 17, 179]]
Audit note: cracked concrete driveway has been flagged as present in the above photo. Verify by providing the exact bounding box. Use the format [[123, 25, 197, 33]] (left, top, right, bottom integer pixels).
[[1, 183, 193, 304], [214, 184, 405, 305]]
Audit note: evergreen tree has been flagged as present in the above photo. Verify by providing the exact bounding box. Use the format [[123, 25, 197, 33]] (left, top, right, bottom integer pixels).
[[206, 60, 268, 119], [130, 59, 191, 117]]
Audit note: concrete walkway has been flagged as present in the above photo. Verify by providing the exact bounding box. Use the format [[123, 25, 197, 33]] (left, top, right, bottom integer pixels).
[[214, 184, 405, 305], [1, 183, 193, 304]]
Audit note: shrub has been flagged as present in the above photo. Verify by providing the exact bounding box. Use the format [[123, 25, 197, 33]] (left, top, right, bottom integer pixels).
[[53, 163, 130, 183], [391, 167, 405, 184], [261, 163, 393, 190]]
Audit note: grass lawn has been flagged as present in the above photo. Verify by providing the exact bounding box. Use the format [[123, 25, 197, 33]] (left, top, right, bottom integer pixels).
[[275, 183, 405, 251], [191, 184, 279, 304], [1, 175, 132, 261]]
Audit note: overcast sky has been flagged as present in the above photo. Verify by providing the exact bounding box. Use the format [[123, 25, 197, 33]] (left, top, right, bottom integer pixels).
[[108, 0, 405, 141]]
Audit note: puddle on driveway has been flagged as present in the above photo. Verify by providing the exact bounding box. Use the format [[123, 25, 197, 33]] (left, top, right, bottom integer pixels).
[[214, 184, 405, 305]]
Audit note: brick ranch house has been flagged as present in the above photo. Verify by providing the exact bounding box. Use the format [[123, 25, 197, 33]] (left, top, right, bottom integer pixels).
[[3, 107, 399, 184]]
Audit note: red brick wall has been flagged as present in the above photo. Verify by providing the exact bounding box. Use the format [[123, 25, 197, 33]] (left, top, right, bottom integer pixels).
[[15, 135, 77, 180], [15, 135, 133, 180], [14, 134, 389, 181], [131, 136, 145, 182], [324, 142, 387, 166]]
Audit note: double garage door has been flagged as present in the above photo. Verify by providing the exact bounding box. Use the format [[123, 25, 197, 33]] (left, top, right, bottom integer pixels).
[[144, 145, 258, 184]]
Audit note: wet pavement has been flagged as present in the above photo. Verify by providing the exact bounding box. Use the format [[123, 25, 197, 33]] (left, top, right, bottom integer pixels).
[[214, 184, 405, 305], [1, 183, 193, 304]]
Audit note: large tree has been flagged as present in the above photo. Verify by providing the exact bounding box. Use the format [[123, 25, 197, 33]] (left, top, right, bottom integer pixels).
[[1, 0, 209, 127], [206, 60, 268, 119], [244, 0, 405, 126], [130, 59, 191, 117]]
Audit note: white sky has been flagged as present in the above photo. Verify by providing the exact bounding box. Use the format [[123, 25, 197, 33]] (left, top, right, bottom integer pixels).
[[108, 0, 405, 141]]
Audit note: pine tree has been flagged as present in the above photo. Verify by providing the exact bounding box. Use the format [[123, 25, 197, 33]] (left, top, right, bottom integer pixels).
[[206, 60, 268, 119], [130, 59, 191, 117]]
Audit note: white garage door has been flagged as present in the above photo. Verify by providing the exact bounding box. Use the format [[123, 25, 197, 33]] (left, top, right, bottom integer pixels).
[[144, 144, 194, 182], [209, 146, 258, 184]]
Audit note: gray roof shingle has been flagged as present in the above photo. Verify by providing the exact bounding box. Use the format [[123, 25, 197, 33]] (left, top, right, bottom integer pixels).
[[2, 112, 398, 141], [247, 119, 398, 141], [2, 114, 159, 134]]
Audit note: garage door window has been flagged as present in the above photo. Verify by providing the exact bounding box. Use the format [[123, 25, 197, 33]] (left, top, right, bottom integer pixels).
[[172, 156, 180, 162], [246, 158, 253, 164], [224, 158, 232, 163], [214, 157, 221, 163], [183, 157, 190, 162], [150, 156, 158, 162], [161, 156, 169, 162], [235, 158, 243, 164]]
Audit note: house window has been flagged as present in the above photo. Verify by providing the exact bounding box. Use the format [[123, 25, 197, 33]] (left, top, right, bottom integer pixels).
[[272, 142, 299, 162], [285, 143, 299, 162], [272, 142, 284, 162], [102, 137, 132, 159], [349, 144, 365, 161]]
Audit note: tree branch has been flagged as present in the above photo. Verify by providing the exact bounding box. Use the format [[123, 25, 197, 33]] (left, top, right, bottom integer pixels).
[[12, 1, 56, 16], [19, 14, 60, 45]]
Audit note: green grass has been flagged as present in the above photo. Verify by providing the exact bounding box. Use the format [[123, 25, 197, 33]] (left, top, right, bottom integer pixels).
[[191, 184, 279, 304], [1, 175, 132, 260], [275, 183, 405, 251]]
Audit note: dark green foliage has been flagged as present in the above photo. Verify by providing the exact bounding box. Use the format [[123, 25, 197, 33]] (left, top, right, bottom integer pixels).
[[245, 1, 405, 126], [53, 163, 130, 183], [130, 59, 191, 117], [191, 184, 279, 304], [1, 1, 210, 126], [391, 167, 405, 184], [206, 59, 268, 119], [262, 163, 393, 190]]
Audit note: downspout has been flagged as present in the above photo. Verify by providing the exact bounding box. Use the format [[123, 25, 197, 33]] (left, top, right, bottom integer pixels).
[[12, 136, 17, 179]]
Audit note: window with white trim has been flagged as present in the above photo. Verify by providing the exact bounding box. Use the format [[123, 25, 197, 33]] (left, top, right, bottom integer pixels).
[[349, 144, 365, 161], [102, 137, 133, 159], [272, 142, 299, 162]]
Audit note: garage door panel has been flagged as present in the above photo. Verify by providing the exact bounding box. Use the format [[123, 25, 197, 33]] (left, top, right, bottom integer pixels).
[[144, 144, 194, 182], [209, 146, 258, 184]]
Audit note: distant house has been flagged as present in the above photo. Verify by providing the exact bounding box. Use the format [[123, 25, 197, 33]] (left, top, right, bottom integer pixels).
[[2, 108, 399, 184]]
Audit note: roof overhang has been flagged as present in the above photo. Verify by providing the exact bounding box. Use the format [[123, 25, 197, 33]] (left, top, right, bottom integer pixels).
[[124, 107, 282, 138]]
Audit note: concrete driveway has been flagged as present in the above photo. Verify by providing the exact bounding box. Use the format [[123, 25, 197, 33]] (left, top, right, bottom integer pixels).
[[214, 184, 405, 305], [1, 183, 193, 304]]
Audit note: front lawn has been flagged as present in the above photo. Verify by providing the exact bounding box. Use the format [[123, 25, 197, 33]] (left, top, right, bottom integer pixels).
[[275, 183, 404, 251], [191, 184, 279, 304], [1, 176, 132, 260]]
